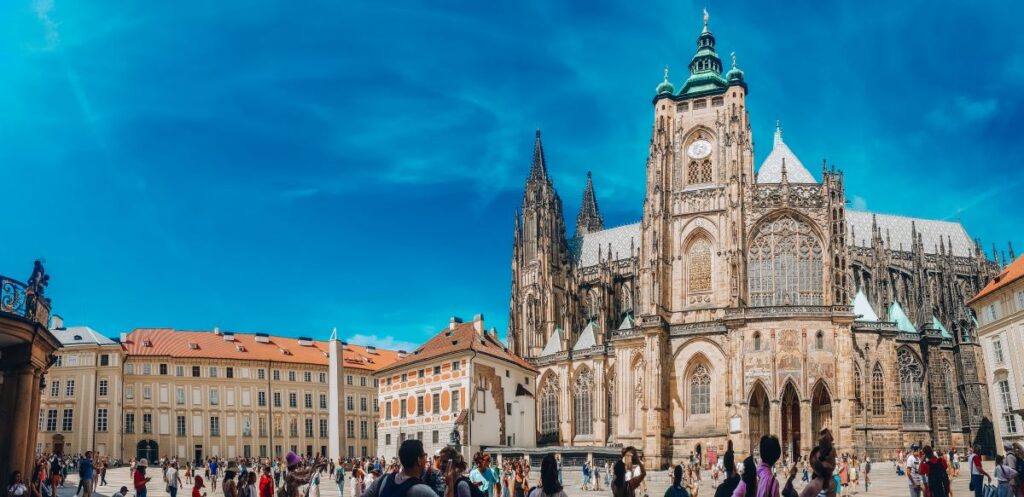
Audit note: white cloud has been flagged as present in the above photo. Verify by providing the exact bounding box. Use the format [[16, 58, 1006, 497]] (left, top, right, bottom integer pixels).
[[926, 96, 999, 131], [32, 0, 60, 50], [345, 333, 418, 353], [850, 195, 868, 211]]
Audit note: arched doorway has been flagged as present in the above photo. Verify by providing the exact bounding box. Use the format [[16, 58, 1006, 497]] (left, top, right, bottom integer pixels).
[[51, 434, 65, 456], [781, 382, 801, 462], [748, 382, 770, 456], [137, 440, 159, 463], [811, 381, 833, 436]]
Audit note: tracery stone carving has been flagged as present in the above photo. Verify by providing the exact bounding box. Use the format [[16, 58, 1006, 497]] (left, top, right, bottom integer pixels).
[[898, 349, 926, 425], [748, 215, 824, 306]]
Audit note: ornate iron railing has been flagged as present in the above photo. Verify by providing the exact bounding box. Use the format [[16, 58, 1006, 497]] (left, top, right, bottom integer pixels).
[[0, 261, 51, 327], [724, 305, 853, 320]]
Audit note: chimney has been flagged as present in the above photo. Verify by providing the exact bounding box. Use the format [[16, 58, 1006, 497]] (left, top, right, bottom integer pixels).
[[50, 314, 64, 330], [488, 327, 499, 341], [223, 332, 235, 342], [213, 327, 221, 335], [449, 316, 463, 331], [472, 314, 485, 335], [119, 332, 128, 343], [397, 350, 407, 359]]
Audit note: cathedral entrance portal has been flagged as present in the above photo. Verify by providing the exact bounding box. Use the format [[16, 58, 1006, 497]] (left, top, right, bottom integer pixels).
[[781, 383, 801, 462], [748, 383, 770, 456], [811, 381, 833, 437]]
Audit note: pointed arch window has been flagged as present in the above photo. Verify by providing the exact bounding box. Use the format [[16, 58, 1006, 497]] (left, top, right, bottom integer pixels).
[[540, 376, 559, 441], [815, 331, 824, 350], [574, 369, 594, 437], [606, 371, 616, 438], [687, 237, 713, 293], [752, 332, 762, 351], [689, 364, 711, 415], [898, 349, 927, 425], [871, 364, 885, 416], [619, 285, 633, 316], [688, 160, 712, 185], [747, 215, 824, 306], [853, 364, 863, 414]]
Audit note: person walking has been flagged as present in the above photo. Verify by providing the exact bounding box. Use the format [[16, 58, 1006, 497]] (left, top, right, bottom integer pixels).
[[714, 442, 739, 497], [920, 446, 951, 497], [864, 457, 871, 493], [528, 454, 566, 497], [166, 462, 182, 497], [78, 451, 95, 497], [134, 459, 152, 497], [359, 440, 435, 497], [192, 476, 206, 497], [995, 454, 1018, 497], [968, 445, 992, 497], [665, 466, 690, 497], [260, 466, 273, 497]]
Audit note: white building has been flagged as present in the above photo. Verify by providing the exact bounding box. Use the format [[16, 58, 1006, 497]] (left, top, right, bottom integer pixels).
[[374, 315, 537, 459], [969, 254, 1024, 448]]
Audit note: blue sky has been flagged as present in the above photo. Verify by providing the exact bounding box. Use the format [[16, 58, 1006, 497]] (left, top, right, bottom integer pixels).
[[3, 0, 1022, 351]]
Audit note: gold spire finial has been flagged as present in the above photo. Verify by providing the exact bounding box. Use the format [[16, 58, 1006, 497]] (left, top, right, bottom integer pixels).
[[703, 7, 709, 25]]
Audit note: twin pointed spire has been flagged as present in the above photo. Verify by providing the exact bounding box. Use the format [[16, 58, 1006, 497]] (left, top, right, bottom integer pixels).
[[528, 129, 548, 182], [575, 171, 604, 237]]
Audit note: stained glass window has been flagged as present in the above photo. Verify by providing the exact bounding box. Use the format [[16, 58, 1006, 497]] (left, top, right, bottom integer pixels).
[[690, 364, 711, 415], [872, 364, 885, 416], [898, 349, 926, 425], [540, 376, 559, 439], [574, 369, 593, 436], [747, 215, 823, 306], [687, 237, 712, 292]]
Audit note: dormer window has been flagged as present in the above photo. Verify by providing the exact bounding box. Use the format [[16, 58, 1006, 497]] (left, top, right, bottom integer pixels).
[[188, 342, 198, 350], [143, 340, 153, 347]]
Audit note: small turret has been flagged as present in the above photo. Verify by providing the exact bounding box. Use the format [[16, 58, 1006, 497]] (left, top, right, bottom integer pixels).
[[656, 66, 675, 96], [575, 171, 604, 237]]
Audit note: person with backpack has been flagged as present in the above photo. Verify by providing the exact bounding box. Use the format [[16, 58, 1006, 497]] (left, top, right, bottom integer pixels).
[[665, 466, 690, 497], [969, 444, 992, 497], [994, 454, 1018, 497], [360, 440, 436, 497], [713, 441, 739, 497], [919, 446, 951, 497]]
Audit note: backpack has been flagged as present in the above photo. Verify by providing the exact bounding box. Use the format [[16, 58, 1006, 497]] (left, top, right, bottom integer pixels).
[[380, 474, 426, 497], [927, 458, 950, 497]]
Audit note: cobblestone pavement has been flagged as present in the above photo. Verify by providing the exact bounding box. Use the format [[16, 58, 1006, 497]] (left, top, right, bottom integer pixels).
[[58, 462, 994, 497]]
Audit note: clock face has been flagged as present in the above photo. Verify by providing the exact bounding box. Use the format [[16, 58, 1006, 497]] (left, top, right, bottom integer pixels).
[[688, 139, 712, 159]]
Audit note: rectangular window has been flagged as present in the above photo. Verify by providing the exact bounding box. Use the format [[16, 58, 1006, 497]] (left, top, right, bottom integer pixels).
[[360, 376, 367, 387], [418, 369, 425, 378], [347, 396, 354, 410], [192, 366, 201, 377], [432, 393, 440, 414], [400, 373, 407, 382], [258, 391, 267, 407], [693, 99, 707, 110], [50, 380, 59, 397], [143, 413, 153, 434], [210, 388, 219, 405], [305, 418, 314, 437], [347, 375, 353, 385], [210, 416, 220, 436], [1017, 290, 1024, 311], [99, 380, 109, 397], [289, 392, 297, 408], [97, 408, 108, 432], [209, 367, 218, 378], [227, 367, 234, 379], [125, 386, 134, 399], [987, 304, 1000, 323], [400, 399, 407, 418], [452, 361, 460, 371], [305, 393, 313, 409], [124, 363, 132, 374], [319, 419, 328, 438], [416, 396, 424, 416], [994, 338, 1006, 364], [290, 419, 298, 437], [385, 434, 391, 446], [507, 402, 512, 415], [124, 413, 134, 434], [304, 372, 312, 382], [259, 417, 267, 437], [319, 394, 327, 409], [143, 386, 152, 399], [432, 430, 439, 444], [273, 370, 281, 381], [433, 366, 441, 375], [374, 398, 379, 412], [999, 380, 1014, 412], [176, 365, 184, 376], [385, 401, 392, 420], [476, 390, 486, 413], [65, 379, 76, 397], [360, 420, 368, 439], [159, 363, 168, 375], [346, 420, 355, 438], [361, 397, 368, 412], [258, 368, 266, 380], [177, 415, 186, 436], [1006, 414, 1019, 434], [100, 354, 110, 366], [142, 363, 152, 375], [452, 390, 460, 413], [46, 409, 58, 431], [319, 373, 326, 383], [274, 392, 282, 408], [289, 371, 296, 382], [176, 388, 185, 405]]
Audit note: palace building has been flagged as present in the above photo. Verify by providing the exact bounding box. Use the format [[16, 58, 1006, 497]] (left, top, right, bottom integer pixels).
[[507, 11, 1001, 465], [36, 326, 399, 461]]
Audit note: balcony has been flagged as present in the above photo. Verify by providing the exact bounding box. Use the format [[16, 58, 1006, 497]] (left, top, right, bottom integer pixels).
[[0, 261, 51, 327]]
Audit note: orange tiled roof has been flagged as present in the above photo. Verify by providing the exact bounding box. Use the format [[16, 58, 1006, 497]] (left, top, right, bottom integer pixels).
[[122, 329, 400, 371], [969, 255, 1024, 305], [378, 321, 536, 374]]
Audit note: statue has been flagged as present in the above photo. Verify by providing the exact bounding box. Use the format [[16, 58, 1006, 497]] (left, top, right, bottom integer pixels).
[[448, 425, 461, 449], [703, 7, 709, 26]]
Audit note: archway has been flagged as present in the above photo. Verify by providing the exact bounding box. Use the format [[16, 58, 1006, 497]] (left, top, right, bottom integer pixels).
[[51, 434, 65, 456], [137, 440, 159, 463], [748, 382, 770, 456], [811, 381, 832, 436], [781, 382, 801, 462]]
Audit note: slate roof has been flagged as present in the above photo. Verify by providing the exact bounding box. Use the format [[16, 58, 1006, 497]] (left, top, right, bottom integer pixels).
[[572, 321, 599, 351], [540, 328, 564, 356], [756, 124, 817, 184], [573, 223, 640, 267], [378, 321, 536, 373], [852, 290, 879, 322], [887, 302, 916, 333], [969, 254, 1024, 304], [51, 326, 117, 346], [846, 210, 975, 257], [122, 328, 399, 371]]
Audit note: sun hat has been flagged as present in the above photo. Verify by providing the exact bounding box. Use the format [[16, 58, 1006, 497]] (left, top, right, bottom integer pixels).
[[138, 459, 149, 468], [286, 452, 301, 468]]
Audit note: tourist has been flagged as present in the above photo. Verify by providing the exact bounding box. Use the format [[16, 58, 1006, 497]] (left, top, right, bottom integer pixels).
[[527, 454, 566, 497], [185, 462, 193, 485], [166, 462, 182, 497], [48, 456, 61, 497], [665, 466, 690, 497], [283, 452, 322, 497], [29, 463, 44, 497], [581, 460, 590, 491], [134, 459, 152, 497], [245, 471, 258, 497], [7, 471, 27, 497], [758, 436, 782, 497], [273, 460, 281, 488], [336, 459, 345, 486], [968, 444, 991, 497], [224, 461, 239, 497], [78, 451, 95, 497], [112, 486, 129, 497], [863, 457, 871, 493], [731, 457, 756, 497], [714, 442, 739, 497], [513, 461, 528, 497], [593, 461, 601, 492], [210, 459, 220, 492], [193, 476, 206, 497], [919, 446, 950, 497], [995, 454, 1018, 497], [611, 454, 645, 497], [471, 452, 501, 497], [260, 466, 273, 497], [359, 440, 435, 497], [849, 457, 858, 493]]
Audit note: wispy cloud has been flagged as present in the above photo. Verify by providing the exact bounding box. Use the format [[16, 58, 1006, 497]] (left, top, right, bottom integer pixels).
[[345, 333, 419, 353], [926, 96, 999, 131], [32, 0, 60, 50], [850, 195, 868, 211]]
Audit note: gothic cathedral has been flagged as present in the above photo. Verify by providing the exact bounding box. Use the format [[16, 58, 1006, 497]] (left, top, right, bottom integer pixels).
[[507, 12, 999, 465]]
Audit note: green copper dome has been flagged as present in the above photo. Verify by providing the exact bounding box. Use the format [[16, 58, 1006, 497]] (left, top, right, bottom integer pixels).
[[656, 66, 675, 95], [679, 9, 728, 97]]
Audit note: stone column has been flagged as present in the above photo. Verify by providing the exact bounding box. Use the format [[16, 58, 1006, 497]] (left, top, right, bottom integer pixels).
[[800, 399, 813, 456], [6, 368, 36, 478], [24, 370, 42, 472], [644, 332, 667, 466]]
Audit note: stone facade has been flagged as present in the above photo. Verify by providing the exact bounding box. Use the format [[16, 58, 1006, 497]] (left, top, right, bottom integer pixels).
[[508, 13, 1001, 466]]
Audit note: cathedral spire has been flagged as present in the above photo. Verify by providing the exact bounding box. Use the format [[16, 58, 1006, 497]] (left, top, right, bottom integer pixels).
[[575, 171, 604, 237], [528, 129, 548, 182], [679, 9, 727, 97]]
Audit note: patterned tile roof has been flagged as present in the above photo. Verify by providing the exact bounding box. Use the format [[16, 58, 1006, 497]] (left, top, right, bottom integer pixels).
[[121, 328, 399, 371], [377, 321, 536, 374], [573, 223, 640, 267], [846, 210, 975, 257], [969, 254, 1024, 304], [51, 326, 117, 346], [756, 123, 817, 184]]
